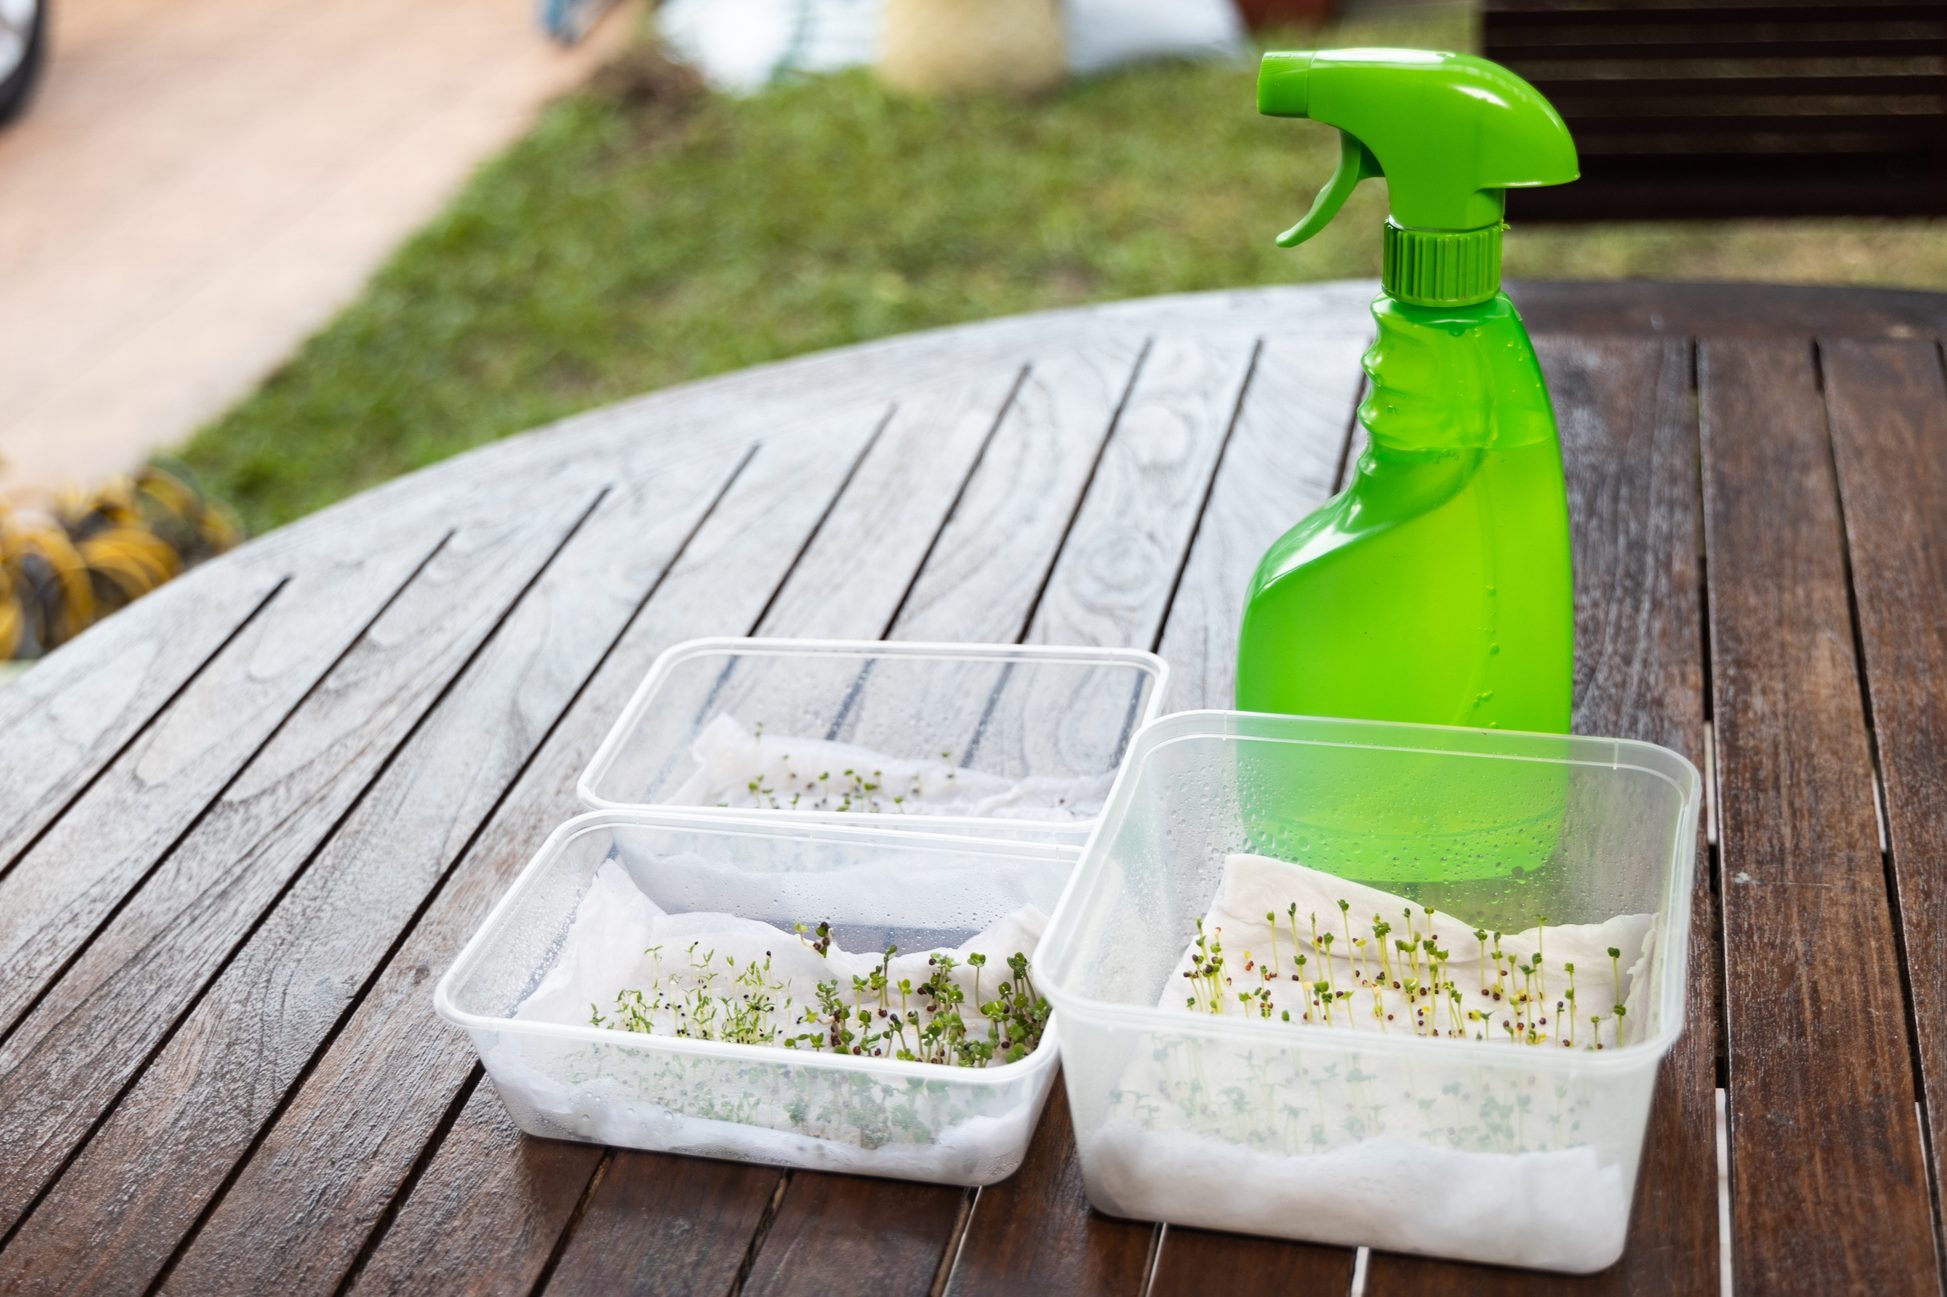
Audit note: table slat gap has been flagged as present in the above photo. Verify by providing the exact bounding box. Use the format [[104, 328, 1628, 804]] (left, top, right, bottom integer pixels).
[[331, 1064, 488, 1297], [1150, 333, 1366, 712], [884, 337, 1150, 646], [743, 406, 900, 639], [528, 1149, 619, 1297]]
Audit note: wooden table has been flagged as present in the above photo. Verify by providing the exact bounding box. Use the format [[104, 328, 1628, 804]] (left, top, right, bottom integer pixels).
[[3, 279, 1944, 1296]]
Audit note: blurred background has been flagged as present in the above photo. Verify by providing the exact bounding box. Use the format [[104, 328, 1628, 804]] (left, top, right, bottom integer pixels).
[[1, 0, 1943, 666]]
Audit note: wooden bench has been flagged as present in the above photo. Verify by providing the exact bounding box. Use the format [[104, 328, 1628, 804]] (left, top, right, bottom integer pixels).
[[1482, 0, 1947, 219]]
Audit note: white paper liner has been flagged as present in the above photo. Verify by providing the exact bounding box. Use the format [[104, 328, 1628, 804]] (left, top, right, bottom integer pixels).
[[666, 714, 1114, 823], [1086, 852, 1658, 1271], [485, 861, 1052, 1181], [1168, 852, 1658, 1042]]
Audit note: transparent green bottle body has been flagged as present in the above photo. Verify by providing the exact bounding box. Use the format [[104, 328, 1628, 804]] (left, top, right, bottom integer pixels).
[[1235, 292, 1573, 889]]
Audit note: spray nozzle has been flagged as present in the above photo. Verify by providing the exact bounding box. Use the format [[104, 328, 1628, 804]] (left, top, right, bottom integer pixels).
[[1259, 49, 1578, 305]]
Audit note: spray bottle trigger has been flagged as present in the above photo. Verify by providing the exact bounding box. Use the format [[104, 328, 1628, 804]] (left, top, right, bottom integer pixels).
[[1276, 131, 1382, 249]]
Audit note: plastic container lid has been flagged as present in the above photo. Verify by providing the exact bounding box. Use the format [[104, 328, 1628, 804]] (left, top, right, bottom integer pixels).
[[579, 637, 1169, 841]]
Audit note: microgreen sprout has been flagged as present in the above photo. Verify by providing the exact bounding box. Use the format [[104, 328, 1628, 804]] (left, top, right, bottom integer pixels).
[[1337, 899, 1358, 981]]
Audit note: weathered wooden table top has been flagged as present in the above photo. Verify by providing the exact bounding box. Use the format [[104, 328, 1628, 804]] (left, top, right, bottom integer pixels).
[[4, 279, 1946, 1296]]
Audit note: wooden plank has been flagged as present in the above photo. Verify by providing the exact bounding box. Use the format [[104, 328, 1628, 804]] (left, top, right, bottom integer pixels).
[[977, 333, 1257, 788], [538, 366, 1060, 1293], [1698, 338, 1937, 1293], [725, 340, 1154, 1290], [1024, 333, 1259, 651], [152, 417, 883, 1295], [542, 1150, 781, 1297], [1567, 117, 1947, 140], [941, 332, 1262, 1297], [741, 1177, 967, 1297], [0, 562, 284, 881], [1150, 1228, 1354, 1297], [945, 1089, 1156, 1297], [1527, 75, 1947, 100], [1486, 3, 1942, 25], [1822, 337, 1947, 1255], [890, 340, 1148, 644], [1508, 176, 1947, 222], [0, 539, 437, 1038], [1367, 337, 1719, 1293], [751, 365, 1026, 639], [1510, 280, 1947, 339], [348, 1086, 603, 1297], [0, 493, 604, 1244], [1131, 331, 1365, 1289], [0, 455, 745, 1292], [1496, 38, 1946, 59], [1152, 332, 1364, 711]]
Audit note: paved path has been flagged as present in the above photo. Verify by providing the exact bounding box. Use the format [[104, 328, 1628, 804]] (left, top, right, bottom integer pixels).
[[0, 0, 633, 495]]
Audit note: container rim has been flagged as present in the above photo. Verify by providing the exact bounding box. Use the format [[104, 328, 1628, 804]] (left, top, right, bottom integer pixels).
[[575, 635, 1172, 830], [434, 808, 1075, 1086], [1035, 709, 1703, 1076]]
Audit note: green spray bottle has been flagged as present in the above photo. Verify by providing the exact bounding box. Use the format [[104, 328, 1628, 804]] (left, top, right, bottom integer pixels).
[[1234, 51, 1582, 893], [1236, 49, 1579, 734]]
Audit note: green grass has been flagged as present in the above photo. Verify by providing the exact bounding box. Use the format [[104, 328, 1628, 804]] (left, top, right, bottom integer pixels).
[[176, 8, 1947, 532]]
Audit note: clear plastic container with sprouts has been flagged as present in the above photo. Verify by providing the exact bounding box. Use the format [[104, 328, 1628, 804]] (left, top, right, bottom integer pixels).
[[437, 812, 1076, 1185], [577, 637, 1169, 841], [1034, 711, 1701, 1273]]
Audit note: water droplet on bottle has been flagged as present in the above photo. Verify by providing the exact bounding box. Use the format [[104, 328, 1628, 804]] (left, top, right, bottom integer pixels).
[[1485, 585, 1498, 597], [1488, 643, 1502, 655]]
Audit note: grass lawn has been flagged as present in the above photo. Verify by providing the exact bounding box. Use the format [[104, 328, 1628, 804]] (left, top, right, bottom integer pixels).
[[176, 7, 1947, 533]]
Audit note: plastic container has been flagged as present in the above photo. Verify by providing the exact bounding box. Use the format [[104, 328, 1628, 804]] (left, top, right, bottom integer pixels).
[[437, 811, 1075, 1184], [579, 638, 1169, 841], [1035, 711, 1701, 1272]]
